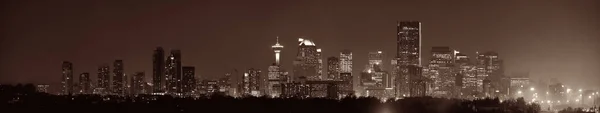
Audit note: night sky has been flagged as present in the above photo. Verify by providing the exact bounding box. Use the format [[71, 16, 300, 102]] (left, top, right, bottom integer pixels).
[[1, 0, 599, 91]]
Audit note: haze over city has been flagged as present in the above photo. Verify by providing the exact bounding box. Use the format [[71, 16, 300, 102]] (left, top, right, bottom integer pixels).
[[1, 0, 599, 91]]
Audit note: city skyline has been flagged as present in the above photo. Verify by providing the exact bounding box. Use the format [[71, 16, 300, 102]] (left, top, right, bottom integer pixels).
[[1, 0, 599, 92]]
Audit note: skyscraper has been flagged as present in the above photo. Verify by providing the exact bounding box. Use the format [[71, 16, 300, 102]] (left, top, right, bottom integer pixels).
[[96, 65, 110, 94], [152, 47, 165, 94], [182, 66, 196, 94], [476, 51, 504, 97], [408, 65, 426, 97], [396, 21, 421, 66], [428, 47, 455, 97], [339, 50, 353, 74], [293, 38, 322, 81], [339, 50, 353, 96], [327, 57, 340, 80], [61, 61, 73, 95], [267, 64, 281, 97], [455, 52, 478, 98], [395, 21, 421, 97], [78, 72, 91, 94], [112, 60, 125, 95], [166, 50, 182, 94], [242, 68, 261, 96], [130, 72, 146, 95]]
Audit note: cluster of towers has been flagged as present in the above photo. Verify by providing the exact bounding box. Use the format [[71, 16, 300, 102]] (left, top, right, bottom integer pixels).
[[60, 61, 147, 95], [60, 21, 507, 99]]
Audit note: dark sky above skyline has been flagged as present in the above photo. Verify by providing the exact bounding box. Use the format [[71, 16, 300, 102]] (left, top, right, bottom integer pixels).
[[1, 0, 599, 90]]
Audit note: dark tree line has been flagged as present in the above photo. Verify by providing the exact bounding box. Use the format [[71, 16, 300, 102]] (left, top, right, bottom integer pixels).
[[1, 84, 541, 113]]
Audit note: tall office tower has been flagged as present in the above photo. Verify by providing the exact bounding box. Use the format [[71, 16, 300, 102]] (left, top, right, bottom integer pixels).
[[392, 58, 408, 97], [408, 65, 426, 97], [428, 47, 455, 97], [267, 65, 281, 97], [152, 47, 165, 94], [242, 68, 261, 96], [78, 73, 91, 94], [165, 50, 182, 93], [293, 38, 322, 81], [130, 72, 145, 95], [182, 66, 196, 94], [61, 61, 73, 95], [396, 21, 421, 66], [338, 50, 353, 96], [476, 51, 504, 97], [395, 21, 421, 97], [96, 65, 110, 94], [327, 57, 340, 80], [339, 50, 353, 74], [455, 52, 478, 98], [112, 60, 125, 95]]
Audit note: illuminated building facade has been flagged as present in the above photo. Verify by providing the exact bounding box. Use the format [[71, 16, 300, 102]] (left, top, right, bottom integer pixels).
[[368, 50, 385, 71], [395, 21, 421, 97], [408, 65, 426, 97], [61, 61, 73, 95], [454, 52, 479, 98], [509, 76, 530, 97], [130, 72, 146, 95], [199, 80, 218, 95], [428, 47, 455, 97], [166, 50, 182, 94], [267, 65, 281, 97], [293, 38, 322, 81], [152, 47, 165, 94], [338, 50, 353, 96], [36, 84, 49, 93], [182, 66, 196, 94], [242, 68, 261, 96], [549, 83, 566, 102], [476, 51, 505, 97], [78, 72, 92, 94], [96, 65, 110, 94], [218, 73, 232, 95], [112, 60, 125, 95], [327, 57, 340, 80], [281, 82, 310, 98], [339, 50, 352, 74]]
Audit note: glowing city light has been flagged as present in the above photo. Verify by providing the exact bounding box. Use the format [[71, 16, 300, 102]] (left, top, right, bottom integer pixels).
[[530, 87, 535, 91]]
